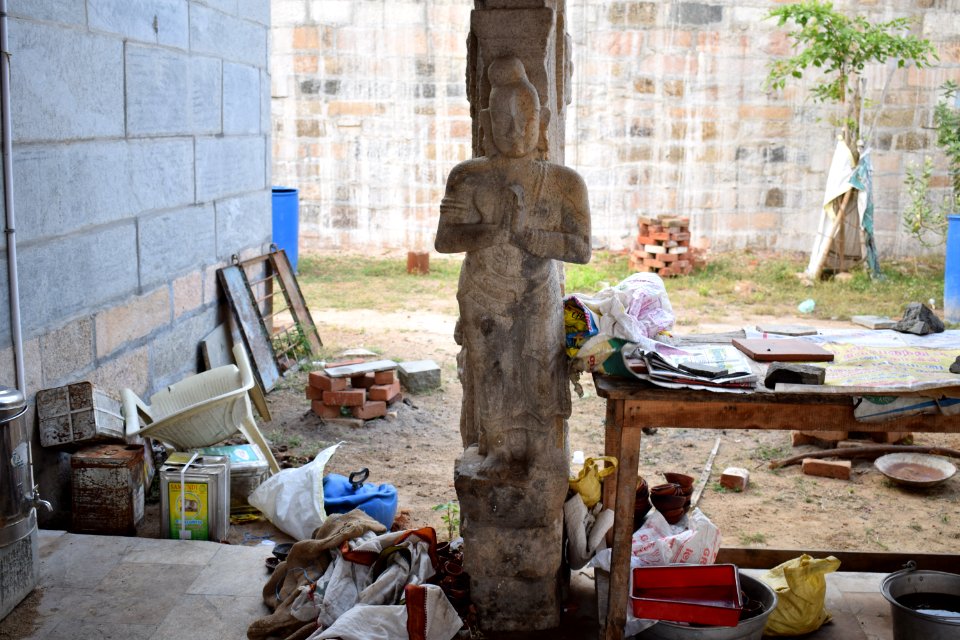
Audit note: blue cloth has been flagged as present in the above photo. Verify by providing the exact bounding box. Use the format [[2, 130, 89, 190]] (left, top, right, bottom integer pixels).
[[323, 474, 398, 529]]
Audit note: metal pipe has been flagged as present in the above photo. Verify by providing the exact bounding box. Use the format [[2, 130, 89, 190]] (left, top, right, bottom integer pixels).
[[0, 0, 24, 394]]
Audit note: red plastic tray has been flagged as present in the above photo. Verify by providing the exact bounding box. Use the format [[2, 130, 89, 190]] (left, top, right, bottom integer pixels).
[[630, 564, 743, 626]]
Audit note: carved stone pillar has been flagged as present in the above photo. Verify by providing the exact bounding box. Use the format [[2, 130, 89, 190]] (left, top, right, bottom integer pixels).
[[451, 1, 577, 633]]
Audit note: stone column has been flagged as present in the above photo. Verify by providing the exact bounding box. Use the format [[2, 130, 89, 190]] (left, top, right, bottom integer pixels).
[[453, 1, 576, 633]]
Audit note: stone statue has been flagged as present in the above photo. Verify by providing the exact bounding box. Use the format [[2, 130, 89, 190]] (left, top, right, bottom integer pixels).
[[436, 56, 591, 476]]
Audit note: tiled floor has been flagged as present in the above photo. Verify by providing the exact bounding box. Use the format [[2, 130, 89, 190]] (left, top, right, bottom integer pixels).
[[0, 531, 900, 639], [0, 530, 273, 640]]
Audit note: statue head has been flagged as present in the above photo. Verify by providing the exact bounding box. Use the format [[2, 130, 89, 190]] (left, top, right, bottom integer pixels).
[[481, 57, 550, 159]]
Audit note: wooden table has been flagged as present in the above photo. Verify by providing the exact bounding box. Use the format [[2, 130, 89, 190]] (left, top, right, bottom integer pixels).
[[594, 373, 960, 640]]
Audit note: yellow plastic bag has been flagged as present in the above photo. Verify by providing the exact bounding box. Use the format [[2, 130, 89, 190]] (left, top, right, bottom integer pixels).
[[568, 456, 617, 508], [761, 554, 841, 636]]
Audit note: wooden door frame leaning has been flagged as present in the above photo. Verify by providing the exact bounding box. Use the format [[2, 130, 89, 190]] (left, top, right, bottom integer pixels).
[[593, 373, 960, 640], [218, 248, 322, 392]]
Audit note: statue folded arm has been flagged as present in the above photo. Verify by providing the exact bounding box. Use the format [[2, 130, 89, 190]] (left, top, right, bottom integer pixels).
[[435, 161, 505, 254], [510, 168, 591, 264]]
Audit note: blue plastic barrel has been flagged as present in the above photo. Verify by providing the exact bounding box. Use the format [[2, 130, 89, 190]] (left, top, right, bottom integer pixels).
[[323, 473, 399, 529], [271, 187, 300, 273], [946, 214, 960, 324]]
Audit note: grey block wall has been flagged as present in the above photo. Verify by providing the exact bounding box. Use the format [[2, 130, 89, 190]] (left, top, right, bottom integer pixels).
[[1, 1, 271, 527]]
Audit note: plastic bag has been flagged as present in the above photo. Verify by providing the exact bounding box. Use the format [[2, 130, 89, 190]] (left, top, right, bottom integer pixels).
[[248, 442, 340, 540], [566, 273, 676, 374], [761, 554, 841, 636], [630, 507, 721, 566], [568, 456, 618, 508]]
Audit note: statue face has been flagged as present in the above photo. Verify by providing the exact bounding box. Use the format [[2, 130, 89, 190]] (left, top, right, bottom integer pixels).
[[487, 84, 540, 159]]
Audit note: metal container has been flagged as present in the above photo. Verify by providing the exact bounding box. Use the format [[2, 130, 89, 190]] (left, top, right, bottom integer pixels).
[[0, 386, 35, 547], [160, 453, 229, 541], [637, 573, 778, 640], [882, 562, 960, 640], [37, 382, 124, 449], [70, 444, 146, 536], [194, 445, 269, 513]]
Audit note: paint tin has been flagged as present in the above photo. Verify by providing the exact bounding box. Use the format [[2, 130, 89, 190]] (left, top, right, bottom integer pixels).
[[70, 444, 145, 536], [160, 453, 229, 541], [194, 445, 269, 513]]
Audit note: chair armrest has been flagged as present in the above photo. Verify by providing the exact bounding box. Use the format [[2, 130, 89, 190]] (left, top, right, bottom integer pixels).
[[233, 342, 255, 392], [121, 388, 153, 438]]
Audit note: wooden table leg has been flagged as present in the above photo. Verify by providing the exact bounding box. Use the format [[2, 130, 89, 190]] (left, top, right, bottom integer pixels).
[[602, 400, 643, 640]]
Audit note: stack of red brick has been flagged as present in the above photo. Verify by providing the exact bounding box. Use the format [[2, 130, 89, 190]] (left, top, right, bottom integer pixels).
[[306, 366, 402, 421], [628, 215, 693, 277]]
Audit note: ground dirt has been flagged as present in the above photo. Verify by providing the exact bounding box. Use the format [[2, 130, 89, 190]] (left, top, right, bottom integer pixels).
[[252, 302, 960, 558]]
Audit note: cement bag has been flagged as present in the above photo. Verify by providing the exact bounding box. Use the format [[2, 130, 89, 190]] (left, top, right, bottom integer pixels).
[[249, 443, 341, 540], [630, 507, 721, 566], [761, 554, 841, 636]]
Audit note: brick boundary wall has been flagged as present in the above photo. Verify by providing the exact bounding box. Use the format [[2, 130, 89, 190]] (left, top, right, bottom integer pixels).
[[272, 0, 960, 257]]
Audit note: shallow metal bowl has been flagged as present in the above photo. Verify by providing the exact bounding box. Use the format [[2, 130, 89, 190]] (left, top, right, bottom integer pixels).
[[874, 453, 956, 488]]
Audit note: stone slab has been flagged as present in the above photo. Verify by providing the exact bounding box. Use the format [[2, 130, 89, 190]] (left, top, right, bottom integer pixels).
[[195, 136, 267, 201], [398, 359, 441, 392], [851, 315, 897, 330], [223, 62, 261, 135], [126, 45, 221, 136], [190, 3, 267, 68], [138, 204, 217, 287], [19, 224, 139, 330], [88, 0, 189, 49], [15, 139, 195, 243], [215, 191, 272, 259], [756, 323, 818, 336], [470, 574, 560, 632], [10, 21, 124, 142]]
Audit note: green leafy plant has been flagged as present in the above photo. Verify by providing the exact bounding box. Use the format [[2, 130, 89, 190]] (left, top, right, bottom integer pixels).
[[765, 1, 937, 158], [432, 500, 460, 541], [901, 81, 960, 249]]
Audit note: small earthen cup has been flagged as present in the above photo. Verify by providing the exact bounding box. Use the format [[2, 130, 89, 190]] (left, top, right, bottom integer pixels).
[[664, 472, 695, 489], [650, 482, 681, 497]]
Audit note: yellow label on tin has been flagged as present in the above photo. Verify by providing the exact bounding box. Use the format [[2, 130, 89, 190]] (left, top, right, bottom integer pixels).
[[168, 481, 209, 540]]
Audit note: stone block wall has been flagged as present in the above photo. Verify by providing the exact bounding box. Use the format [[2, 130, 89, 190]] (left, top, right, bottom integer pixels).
[[272, 0, 960, 256], [0, 1, 271, 525]]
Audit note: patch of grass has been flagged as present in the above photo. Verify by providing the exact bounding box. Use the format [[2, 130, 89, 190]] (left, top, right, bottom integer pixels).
[[751, 444, 790, 462], [739, 532, 767, 545], [295, 250, 949, 328], [909, 523, 923, 532]]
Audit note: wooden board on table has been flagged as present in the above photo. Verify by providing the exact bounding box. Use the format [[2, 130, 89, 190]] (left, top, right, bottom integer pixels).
[[732, 338, 835, 362]]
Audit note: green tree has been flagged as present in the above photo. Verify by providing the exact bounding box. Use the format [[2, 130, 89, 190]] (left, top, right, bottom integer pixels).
[[765, 1, 937, 163]]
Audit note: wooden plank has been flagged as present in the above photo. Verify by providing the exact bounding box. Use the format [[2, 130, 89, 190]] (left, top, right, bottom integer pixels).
[[732, 338, 835, 362], [716, 547, 960, 573], [624, 398, 960, 434], [218, 265, 280, 392], [270, 250, 322, 354], [200, 324, 232, 370]]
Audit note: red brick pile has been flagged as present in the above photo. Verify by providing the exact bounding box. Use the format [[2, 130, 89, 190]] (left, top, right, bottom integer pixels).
[[306, 366, 402, 421], [628, 215, 693, 277]]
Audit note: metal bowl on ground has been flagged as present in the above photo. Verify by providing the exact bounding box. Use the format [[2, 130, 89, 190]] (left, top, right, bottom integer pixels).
[[874, 453, 957, 488], [881, 562, 960, 640], [637, 573, 777, 640]]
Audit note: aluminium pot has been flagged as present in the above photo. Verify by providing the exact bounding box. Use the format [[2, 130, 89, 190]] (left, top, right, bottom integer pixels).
[[881, 561, 960, 640]]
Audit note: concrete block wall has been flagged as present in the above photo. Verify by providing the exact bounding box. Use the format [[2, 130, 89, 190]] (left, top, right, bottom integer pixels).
[[272, 0, 960, 257], [272, 0, 473, 250], [0, 1, 271, 526]]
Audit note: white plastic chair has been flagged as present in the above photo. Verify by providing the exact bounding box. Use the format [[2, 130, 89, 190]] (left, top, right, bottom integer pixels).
[[122, 344, 280, 473]]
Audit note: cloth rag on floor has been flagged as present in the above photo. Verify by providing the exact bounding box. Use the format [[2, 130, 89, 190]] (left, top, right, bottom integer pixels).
[[310, 584, 462, 640], [248, 509, 386, 640]]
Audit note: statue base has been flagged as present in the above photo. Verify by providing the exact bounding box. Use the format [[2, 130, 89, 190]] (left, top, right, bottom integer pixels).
[[455, 445, 568, 632]]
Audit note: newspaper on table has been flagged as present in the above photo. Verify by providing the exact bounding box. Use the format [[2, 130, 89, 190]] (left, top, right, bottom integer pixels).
[[622, 343, 759, 392]]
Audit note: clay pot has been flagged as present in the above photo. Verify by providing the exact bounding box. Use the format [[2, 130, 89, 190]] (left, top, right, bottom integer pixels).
[[664, 472, 694, 489], [651, 494, 687, 512], [650, 482, 681, 497], [660, 507, 686, 525]]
